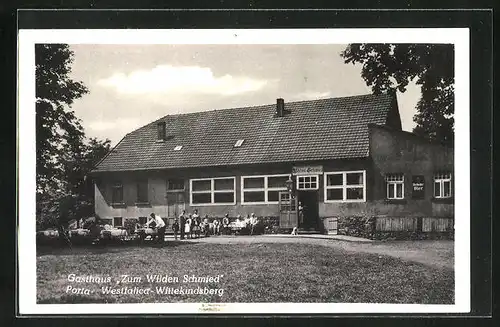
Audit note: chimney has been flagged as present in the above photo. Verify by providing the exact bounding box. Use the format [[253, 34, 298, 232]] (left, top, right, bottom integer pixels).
[[276, 98, 285, 117], [157, 121, 166, 141]]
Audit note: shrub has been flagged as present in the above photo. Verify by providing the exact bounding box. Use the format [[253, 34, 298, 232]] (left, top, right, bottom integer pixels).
[[260, 216, 279, 231], [337, 215, 376, 239], [124, 218, 139, 234]]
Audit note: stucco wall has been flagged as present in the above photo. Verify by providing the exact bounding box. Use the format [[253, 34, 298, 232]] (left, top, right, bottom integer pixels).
[[94, 160, 373, 223], [94, 127, 454, 226], [94, 164, 294, 222], [368, 125, 454, 217]]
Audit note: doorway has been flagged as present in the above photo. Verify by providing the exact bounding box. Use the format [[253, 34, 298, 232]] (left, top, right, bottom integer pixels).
[[278, 191, 297, 229], [298, 191, 319, 230], [166, 192, 185, 219]]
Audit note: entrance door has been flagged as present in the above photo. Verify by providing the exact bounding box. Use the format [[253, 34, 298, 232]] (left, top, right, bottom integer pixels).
[[278, 191, 297, 229], [298, 191, 319, 230], [167, 192, 185, 220]]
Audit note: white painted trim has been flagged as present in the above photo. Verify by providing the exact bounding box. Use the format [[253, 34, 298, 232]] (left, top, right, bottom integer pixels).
[[386, 174, 405, 199], [190, 202, 236, 207], [363, 169, 367, 201], [433, 172, 453, 198], [324, 170, 366, 203], [241, 174, 289, 205], [241, 202, 280, 206], [241, 173, 290, 179], [189, 177, 236, 205], [296, 174, 319, 190]]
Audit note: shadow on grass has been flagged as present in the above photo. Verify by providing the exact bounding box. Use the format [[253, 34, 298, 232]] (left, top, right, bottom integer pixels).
[[37, 240, 198, 256]]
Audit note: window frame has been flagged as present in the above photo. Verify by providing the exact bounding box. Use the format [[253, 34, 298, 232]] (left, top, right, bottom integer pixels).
[[135, 178, 149, 204], [433, 172, 452, 198], [296, 175, 319, 190], [385, 174, 405, 200], [324, 170, 366, 203], [167, 178, 185, 192], [113, 217, 123, 227], [241, 174, 290, 205], [190, 177, 236, 206], [111, 181, 124, 204]]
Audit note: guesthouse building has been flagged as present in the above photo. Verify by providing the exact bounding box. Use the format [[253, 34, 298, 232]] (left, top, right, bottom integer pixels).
[[91, 91, 454, 238]]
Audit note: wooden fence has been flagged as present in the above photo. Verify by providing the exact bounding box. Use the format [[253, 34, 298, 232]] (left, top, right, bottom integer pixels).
[[422, 218, 453, 232], [376, 217, 418, 232], [375, 217, 453, 232]]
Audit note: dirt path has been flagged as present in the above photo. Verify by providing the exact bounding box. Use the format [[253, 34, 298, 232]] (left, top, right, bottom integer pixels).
[[183, 235, 454, 270]]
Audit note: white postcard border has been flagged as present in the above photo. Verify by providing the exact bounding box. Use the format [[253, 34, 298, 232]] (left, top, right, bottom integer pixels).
[[18, 28, 470, 315]]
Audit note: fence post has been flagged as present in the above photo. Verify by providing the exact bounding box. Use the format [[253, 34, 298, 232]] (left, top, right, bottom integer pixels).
[[371, 216, 377, 239]]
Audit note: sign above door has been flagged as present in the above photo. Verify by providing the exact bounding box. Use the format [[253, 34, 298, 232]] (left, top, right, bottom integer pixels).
[[292, 165, 323, 175]]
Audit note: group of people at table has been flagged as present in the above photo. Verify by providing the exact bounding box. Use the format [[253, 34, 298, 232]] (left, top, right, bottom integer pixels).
[[143, 210, 260, 243]]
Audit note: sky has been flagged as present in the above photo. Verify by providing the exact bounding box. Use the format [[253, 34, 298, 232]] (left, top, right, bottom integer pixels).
[[68, 44, 422, 145]]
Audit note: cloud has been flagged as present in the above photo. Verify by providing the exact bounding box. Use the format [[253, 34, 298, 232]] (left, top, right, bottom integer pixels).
[[289, 90, 332, 101], [97, 65, 269, 97]]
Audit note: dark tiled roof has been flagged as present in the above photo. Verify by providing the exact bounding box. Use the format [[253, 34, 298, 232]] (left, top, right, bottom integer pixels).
[[94, 92, 396, 172]]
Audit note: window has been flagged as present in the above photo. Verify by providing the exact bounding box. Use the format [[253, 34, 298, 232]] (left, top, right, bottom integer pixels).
[[136, 179, 148, 203], [297, 175, 319, 190], [267, 175, 289, 202], [111, 182, 123, 204], [279, 191, 296, 212], [167, 178, 185, 191], [173, 145, 183, 151], [241, 174, 289, 204], [234, 139, 245, 147], [190, 177, 236, 205], [138, 217, 148, 225], [242, 176, 264, 203], [324, 171, 366, 202], [113, 217, 123, 227], [386, 174, 404, 199], [434, 172, 452, 198]]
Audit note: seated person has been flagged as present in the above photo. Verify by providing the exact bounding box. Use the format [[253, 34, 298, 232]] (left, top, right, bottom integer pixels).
[[244, 214, 252, 227], [235, 215, 243, 228]]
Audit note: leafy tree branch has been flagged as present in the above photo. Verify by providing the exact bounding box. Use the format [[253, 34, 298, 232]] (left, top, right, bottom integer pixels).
[[341, 43, 454, 144]]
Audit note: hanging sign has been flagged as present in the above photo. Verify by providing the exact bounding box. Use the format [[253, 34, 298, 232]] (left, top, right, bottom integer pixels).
[[412, 175, 425, 199], [292, 165, 323, 175]]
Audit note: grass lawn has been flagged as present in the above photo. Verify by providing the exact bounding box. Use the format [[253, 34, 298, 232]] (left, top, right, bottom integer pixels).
[[37, 241, 454, 304]]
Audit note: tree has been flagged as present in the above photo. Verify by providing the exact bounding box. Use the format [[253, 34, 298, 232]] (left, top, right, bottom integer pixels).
[[35, 44, 111, 232], [59, 137, 111, 227], [36, 137, 111, 230], [36, 44, 88, 194], [341, 44, 454, 144]]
